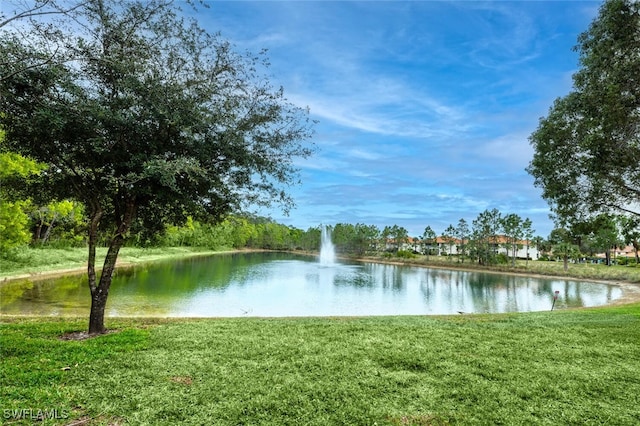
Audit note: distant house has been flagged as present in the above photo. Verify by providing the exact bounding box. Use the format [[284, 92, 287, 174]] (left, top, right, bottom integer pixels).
[[594, 244, 639, 263], [616, 244, 639, 260], [394, 236, 462, 255], [397, 235, 539, 260], [489, 235, 539, 260]]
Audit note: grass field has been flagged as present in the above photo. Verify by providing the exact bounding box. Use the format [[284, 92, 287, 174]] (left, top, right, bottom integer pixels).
[[2, 305, 640, 425]]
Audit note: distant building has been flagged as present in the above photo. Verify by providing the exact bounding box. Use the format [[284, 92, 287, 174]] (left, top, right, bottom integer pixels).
[[396, 235, 540, 260], [594, 244, 639, 263]]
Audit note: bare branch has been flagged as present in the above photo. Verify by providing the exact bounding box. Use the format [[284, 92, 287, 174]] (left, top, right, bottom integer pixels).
[[0, 0, 89, 28]]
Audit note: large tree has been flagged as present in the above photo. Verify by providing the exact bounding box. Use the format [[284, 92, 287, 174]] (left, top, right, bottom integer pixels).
[[527, 0, 640, 226], [0, 0, 315, 334]]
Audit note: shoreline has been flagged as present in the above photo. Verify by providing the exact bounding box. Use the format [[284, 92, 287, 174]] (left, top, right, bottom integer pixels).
[[3, 249, 640, 308], [352, 255, 624, 283], [349, 255, 640, 307], [0, 248, 246, 284]]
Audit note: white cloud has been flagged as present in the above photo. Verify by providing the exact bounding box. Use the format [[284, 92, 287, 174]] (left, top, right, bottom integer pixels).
[[474, 132, 535, 171]]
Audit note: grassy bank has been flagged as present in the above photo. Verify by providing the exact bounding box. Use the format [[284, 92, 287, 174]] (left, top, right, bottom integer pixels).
[[2, 307, 640, 425], [0, 247, 224, 280]]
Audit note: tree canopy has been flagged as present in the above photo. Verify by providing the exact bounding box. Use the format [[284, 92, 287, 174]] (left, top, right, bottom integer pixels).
[[527, 0, 640, 226], [0, 0, 315, 333]]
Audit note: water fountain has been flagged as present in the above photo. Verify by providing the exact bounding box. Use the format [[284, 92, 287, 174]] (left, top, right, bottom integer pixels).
[[319, 225, 336, 266], [2, 248, 623, 316]]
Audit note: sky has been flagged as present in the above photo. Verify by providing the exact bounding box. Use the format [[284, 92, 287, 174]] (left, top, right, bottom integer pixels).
[[193, 0, 602, 238]]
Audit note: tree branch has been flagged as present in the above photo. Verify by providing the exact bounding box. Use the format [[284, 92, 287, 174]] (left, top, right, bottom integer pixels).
[[0, 0, 89, 29]]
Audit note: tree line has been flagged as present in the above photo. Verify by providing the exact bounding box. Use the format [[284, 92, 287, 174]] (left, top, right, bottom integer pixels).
[[4, 180, 638, 270]]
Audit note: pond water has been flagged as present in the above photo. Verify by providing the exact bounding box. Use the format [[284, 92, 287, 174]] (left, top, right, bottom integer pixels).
[[0, 252, 622, 317]]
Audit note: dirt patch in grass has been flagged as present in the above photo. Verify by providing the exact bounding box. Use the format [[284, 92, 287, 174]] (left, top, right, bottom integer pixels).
[[170, 376, 194, 385], [59, 329, 122, 341]]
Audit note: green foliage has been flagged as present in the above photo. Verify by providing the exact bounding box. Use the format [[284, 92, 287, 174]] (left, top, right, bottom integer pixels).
[[455, 218, 470, 262], [441, 224, 456, 259], [156, 215, 303, 251], [0, 151, 44, 180], [381, 224, 408, 253], [471, 208, 502, 265], [421, 226, 437, 258], [0, 200, 32, 254], [618, 216, 640, 263], [226, 217, 258, 248], [552, 242, 582, 272], [160, 217, 231, 250], [329, 223, 380, 255], [617, 257, 631, 266], [396, 249, 416, 259], [251, 221, 294, 250], [30, 200, 85, 246], [500, 213, 533, 267], [528, 0, 640, 224], [570, 214, 623, 265], [0, 130, 46, 254]]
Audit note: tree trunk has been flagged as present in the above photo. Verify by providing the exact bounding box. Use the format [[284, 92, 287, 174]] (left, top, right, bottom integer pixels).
[[87, 199, 135, 335], [41, 215, 57, 243], [34, 222, 43, 243], [89, 287, 108, 334], [87, 205, 102, 294], [88, 235, 125, 334], [87, 203, 103, 334]]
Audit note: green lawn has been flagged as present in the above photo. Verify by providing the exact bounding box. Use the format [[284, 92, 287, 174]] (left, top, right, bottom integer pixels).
[[2, 306, 640, 425]]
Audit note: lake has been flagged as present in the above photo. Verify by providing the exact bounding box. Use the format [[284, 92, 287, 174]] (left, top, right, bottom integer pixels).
[[0, 252, 622, 317]]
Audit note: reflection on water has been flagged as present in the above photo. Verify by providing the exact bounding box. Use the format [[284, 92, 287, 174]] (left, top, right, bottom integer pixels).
[[0, 252, 623, 317]]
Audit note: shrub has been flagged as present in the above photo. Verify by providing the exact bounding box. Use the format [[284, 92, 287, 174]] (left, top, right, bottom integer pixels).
[[396, 250, 416, 259]]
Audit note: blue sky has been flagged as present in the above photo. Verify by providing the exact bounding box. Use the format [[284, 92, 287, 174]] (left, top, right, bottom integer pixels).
[[196, 1, 601, 238]]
